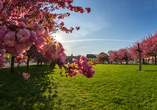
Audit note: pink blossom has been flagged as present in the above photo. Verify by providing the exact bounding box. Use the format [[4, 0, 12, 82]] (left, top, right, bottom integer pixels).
[[22, 73, 30, 80], [30, 30, 37, 42], [0, 49, 6, 55], [56, 43, 61, 54], [30, 22, 38, 30], [17, 28, 30, 42], [43, 42, 52, 52], [67, 62, 70, 67], [18, 22, 26, 28], [85, 7, 91, 13], [2, 10, 7, 18], [35, 37, 46, 48], [10, 20, 18, 25], [38, 47, 44, 53], [36, 24, 45, 36], [14, 59, 18, 63], [15, 43, 28, 55], [71, 57, 95, 78], [60, 22, 64, 26], [0, 25, 7, 46], [6, 47, 17, 56], [30, 23, 45, 36], [0, 1, 3, 10], [26, 40, 33, 47], [19, 60, 22, 64], [67, 70, 78, 77], [23, 52, 27, 56], [0, 63, 5, 68], [80, 56, 87, 61], [58, 55, 65, 64], [4, 31, 17, 47]]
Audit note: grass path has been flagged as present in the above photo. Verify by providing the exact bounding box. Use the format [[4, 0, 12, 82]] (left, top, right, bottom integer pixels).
[[0, 64, 157, 109]]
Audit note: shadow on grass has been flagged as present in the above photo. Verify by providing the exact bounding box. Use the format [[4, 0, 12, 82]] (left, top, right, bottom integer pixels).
[[0, 65, 58, 110], [144, 70, 157, 72]]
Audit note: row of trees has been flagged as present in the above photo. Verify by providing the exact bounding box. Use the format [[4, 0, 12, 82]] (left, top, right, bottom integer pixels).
[[108, 33, 157, 64]]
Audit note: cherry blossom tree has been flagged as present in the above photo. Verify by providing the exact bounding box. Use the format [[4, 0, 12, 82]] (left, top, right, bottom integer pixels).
[[0, 49, 5, 68], [141, 33, 157, 64], [128, 41, 148, 64], [108, 50, 119, 63], [26, 45, 49, 68], [0, 0, 95, 79], [108, 48, 130, 64], [118, 48, 131, 64]]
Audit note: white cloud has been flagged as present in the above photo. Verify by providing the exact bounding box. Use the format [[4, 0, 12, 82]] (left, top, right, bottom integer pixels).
[[54, 14, 111, 38], [60, 38, 136, 43]]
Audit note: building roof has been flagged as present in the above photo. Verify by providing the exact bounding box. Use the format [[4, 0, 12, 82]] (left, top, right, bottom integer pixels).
[[86, 54, 97, 58], [67, 56, 76, 58], [67, 54, 76, 59]]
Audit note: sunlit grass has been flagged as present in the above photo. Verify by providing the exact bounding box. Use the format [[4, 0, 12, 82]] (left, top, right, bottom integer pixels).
[[1, 64, 157, 109]]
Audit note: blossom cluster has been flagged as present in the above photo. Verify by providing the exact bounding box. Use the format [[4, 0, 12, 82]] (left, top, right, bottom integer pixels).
[[14, 55, 26, 64], [39, 41, 66, 68], [0, 0, 93, 80], [22, 72, 30, 80], [0, 22, 38, 56], [65, 56, 95, 78], [0, 49, 6, 68], [26, 23, 66, 68]]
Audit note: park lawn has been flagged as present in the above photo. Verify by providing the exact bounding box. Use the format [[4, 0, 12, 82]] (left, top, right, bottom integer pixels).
[[0, 64, 157, 110]]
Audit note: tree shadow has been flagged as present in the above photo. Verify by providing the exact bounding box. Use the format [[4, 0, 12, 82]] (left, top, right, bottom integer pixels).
[[144, 70, 157, 72], [0, 65, 59, 110]]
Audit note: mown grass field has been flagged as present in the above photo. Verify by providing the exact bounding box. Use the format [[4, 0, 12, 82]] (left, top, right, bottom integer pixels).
[[0, 64, 157, 110]]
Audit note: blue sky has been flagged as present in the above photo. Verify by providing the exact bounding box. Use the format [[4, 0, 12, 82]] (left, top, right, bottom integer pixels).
[[53, 0, 157, 56]]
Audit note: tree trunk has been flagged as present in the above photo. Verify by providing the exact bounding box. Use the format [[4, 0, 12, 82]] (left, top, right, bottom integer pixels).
[[126, 61, 128, 64], [37, 60, 39, 66], [27, 56, 30, 69], [142, 58, 145, 64], [10, 56, 15, 73], [40, 61, 42, 65], [152, 56, 154, 64], [155, 55, 157, 64]]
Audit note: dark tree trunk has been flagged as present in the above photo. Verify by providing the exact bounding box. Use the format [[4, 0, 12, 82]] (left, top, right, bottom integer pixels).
[[152, 56, 154, 64], [10, 56, 15, 73], [155, 55, 156, 64], [142, 58, 145, 64], [37, 60, 39, 66], [137, 44, 142, 71], [27, 56, 30, 69], [126, 61, 128, 64], [40, 61, 42, 65]]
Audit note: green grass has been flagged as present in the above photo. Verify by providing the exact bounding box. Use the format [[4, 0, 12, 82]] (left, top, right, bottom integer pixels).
[[1, 64, 157, 110]]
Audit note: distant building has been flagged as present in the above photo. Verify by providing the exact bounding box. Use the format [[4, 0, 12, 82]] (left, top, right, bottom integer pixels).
[[86, 54, 97, 62], [94, 54, 98, 57], [66, 53, 76, 63]]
